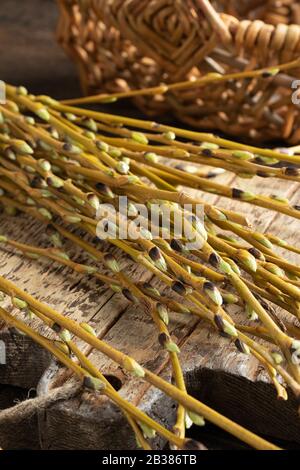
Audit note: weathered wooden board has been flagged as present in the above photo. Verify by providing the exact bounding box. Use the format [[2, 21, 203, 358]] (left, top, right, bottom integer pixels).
[[35, 171, 300, 449], [1, 0, 300, 450], [0, 167, 299, 449]]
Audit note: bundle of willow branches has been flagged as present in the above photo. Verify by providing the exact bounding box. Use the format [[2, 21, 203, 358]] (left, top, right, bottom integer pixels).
[[0, 76, 299, 450]]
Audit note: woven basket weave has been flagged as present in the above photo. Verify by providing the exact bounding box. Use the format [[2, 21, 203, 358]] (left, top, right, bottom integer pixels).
[[216, 1, 300, 25], [57, 0, 300, 143]]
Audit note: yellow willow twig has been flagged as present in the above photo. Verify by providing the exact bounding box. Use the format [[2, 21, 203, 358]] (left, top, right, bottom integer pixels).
[[60, 58, 300, 106], [0, 275, 280, 450], [0, 306, 192, 449]]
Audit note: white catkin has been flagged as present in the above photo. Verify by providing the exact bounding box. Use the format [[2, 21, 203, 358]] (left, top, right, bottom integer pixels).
[[0, 380, 82, 425]]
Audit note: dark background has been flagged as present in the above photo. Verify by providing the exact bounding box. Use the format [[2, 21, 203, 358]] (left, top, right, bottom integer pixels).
[[0, 0, 81, 99]]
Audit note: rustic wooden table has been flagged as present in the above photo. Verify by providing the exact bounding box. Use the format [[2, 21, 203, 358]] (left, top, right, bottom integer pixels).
[[0, 0, 300, 450]]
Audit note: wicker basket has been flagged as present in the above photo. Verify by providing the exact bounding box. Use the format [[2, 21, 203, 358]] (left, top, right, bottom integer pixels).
[[216, 1, 300, 25], [57, 0, 300, 143]]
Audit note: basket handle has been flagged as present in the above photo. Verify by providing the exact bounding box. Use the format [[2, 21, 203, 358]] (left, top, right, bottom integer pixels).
[[193, 0, 232, 44]]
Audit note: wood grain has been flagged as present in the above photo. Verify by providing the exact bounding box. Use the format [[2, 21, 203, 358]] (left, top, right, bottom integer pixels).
[[0, 0, 300, 450], [0, 166, 299, 448]]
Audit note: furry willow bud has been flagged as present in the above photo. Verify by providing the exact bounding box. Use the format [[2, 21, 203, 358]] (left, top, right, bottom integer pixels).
[[271, 352, 284, 365], [222, 257, 241, 276], [36, 107, 50, 121], [62, 142, 82, 154], [38, 138, 53, 150], [50, 233, 62, 248], [80, 323, 97, 336], [110, 284, 122, 293], [232, 150, 254, 161], [170, 239, 186, 253], [60, 329, 72, 343], [252, 233, 273, 249], [4, 147, 16, 161], [108, 147, 122, 158], [122, 288, 138, 304], [235, 339, 250, 355], [248, 247, 265, 262], [172, 281, 192, 296], [82, 117, 98, 132], [25, 252, 40, 260], [232, 188, 255, 202], [87, 193, 100, 211], [139, 422, 156, 439], [83, 376, 106, 392], [144, 152, 158, 163], [83, 266, 98, 275], [116, 161, 130, 174], [13, 140, 33, 155], [214, 315, 237, 337], [47, 176, 64, 189], [64, 215, 82, 224], [163, 131, 176, 141], [104, 254, 120, 273], [142, 283, 161, 298], [236, 249, 257, 272], [17, 85, 28, 96], [38, 208, 52, 220], [187, 411, 205, 427], [131, 131, 149, 145], [291, 340, 300, 365], [38, 159, 51, 172], [246, 304, 259, 321], [185, 412, 193, 429], [96, 141, 109, 152], [218, 259, 233, 275], [188, 215, 207, 241], [95, 182, 114, 199], [265, 263, 285, 278], [26, 197, 36, 206], [262, 67, 279, 77], [13, 297, 28, 310], [200, 142, 219, 151], [223, 319, 238, 338], [203, 281, 223, 306], [222, 293, 239, 305], [158, 333, 180, 353], [123, 357, 145, 378], [148, 246, 167, 272], [127, 202, 138, 218], [291, 340, 300, 351], [52, 250, 70, 261], [157, 303, 169, 325], [54, 341, 70, 356]]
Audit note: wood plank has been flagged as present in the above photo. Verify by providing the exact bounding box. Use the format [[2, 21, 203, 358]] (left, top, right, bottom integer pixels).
[[37, 303, 197, 450], [36, 172, 300, 449], [1, 166, 299, 448], [0, 161, 234, 382], [1, 0, 299, 450], [0, 213, 153, 386], [0, 164, 299, 449]]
